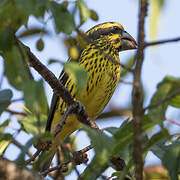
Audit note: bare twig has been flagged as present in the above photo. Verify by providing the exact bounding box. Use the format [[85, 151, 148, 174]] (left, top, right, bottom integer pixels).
[[40, 160, 71, 177], [5, 109, 27, 116], [145, 37, 180, 47], [132, 0, 148, 179], [26, 148, 42, 164], [144, 88, 180, 111], [166, 119, 180, 127]]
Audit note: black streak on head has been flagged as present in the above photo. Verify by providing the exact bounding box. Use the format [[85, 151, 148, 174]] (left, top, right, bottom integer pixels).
[[88, 26, 123, 40]]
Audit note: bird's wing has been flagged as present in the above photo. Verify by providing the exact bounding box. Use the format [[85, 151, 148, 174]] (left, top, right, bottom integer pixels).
[[45, 70, 69, 131]]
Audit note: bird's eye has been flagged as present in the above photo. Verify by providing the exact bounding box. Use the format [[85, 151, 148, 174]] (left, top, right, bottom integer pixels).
[[112, 26, 121, 33]]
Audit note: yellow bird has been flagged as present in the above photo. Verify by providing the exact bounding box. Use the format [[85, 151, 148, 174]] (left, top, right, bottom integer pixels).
[[41, 22, 137, 171]]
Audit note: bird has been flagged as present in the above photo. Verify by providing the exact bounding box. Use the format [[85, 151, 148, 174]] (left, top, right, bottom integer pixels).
[[39, 22, 137, 171]]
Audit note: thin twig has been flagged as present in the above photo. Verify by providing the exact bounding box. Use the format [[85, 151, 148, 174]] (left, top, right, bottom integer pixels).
[[132, 0, 148, 179], [144, 88, 180, 111], [26, 148, 42, 164], [5, 109, 27, 116], [40, 160, 71, 177], [166, 119, 180, 127], [145, 37, 180, 47]]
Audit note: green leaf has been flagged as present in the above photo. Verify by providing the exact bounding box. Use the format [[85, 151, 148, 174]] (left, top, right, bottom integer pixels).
[[50, 1, 75, 34], [64, 61, 88, 92], [23, 80, 48, 114], [149, 0, 166, 40], [84, 126, 114, 165], [0, 28, 14, 52], [20, 114, 47, 135], [152, 138, 180, 180], [148, 76, 180, 124], [169, 94, 180, 108], [112, 116, 155, 156], [80, 155, 109, 179], [3, 46, 30, 90], [0, 133, 12, 155], [15, 0, 47, 17], [0, 89, 13, 115], [77, 0, 91, 25]]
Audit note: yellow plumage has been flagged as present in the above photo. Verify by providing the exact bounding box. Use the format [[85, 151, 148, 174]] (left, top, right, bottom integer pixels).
[[41, 22, 136, 170]]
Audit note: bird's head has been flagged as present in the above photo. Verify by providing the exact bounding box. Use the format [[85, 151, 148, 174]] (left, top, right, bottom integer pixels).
[[86, 22, 137, 52]]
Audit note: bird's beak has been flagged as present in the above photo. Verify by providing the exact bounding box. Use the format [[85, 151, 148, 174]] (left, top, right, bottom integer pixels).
[[121, 31, 137, 51]]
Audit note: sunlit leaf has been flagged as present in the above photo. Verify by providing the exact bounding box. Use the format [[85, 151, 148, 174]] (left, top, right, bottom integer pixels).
[[149, 0, 166, 40], [77, 0, 91, 25], [0, 133, 12, 155], [64, 61, 88, 92], [0, 89, 13, 115], [0, 120, 10, 132]]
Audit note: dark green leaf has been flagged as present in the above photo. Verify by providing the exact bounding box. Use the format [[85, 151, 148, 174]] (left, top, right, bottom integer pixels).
[[84, 126, 114, 165], [0, 28, 14, 52], [20, 114, 47, 135], [152, 138, 180, 180], [3, 46, 30, 90], [64, 61, 88, 92], [23, 80, 48, 114], [0, 89, 13, 115], [80, 154, 108, 179], [112, 116, 155, 155], [15, 0, 47, 17], [50, 1, 75, 34]]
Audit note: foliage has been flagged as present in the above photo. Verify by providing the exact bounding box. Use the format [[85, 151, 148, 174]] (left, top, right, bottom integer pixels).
[[0, 0, 179, 179]]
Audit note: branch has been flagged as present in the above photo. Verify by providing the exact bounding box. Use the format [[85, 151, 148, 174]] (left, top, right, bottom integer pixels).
[[15, 37, 100, 131], [0, 157, 43, 180], [40, 144, 92, 177], [132, 0, 148, 179], [145, 37, 180, 47]]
